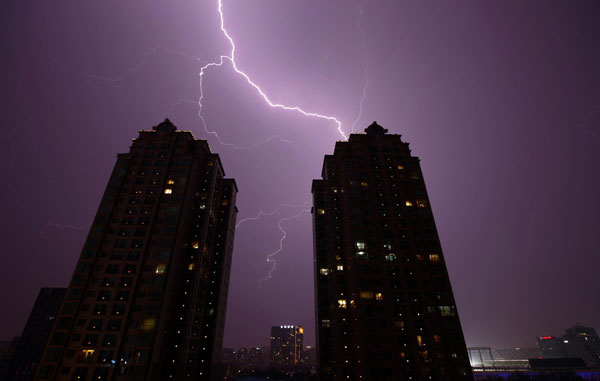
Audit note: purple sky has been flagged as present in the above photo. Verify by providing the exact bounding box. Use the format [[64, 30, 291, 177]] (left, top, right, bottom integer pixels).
[[1, 0, 599, 350]]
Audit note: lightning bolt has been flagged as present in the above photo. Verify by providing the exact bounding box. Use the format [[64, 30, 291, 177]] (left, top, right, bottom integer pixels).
[[236, 200, 310, 229], [40, 221, 91, 237], [350, 0, 370, 133], [257, 208, 310, 285], [198, 0, 348, 151]]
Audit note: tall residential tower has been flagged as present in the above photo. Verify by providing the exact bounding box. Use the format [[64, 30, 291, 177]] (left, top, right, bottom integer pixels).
[[312, 122, 472, 380], [35, 119, 237, 380]]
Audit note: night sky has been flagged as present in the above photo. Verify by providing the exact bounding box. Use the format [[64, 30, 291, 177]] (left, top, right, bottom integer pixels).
[[1, 0, 599, 350]]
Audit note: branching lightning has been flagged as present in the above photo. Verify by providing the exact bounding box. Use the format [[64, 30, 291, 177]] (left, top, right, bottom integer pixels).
[[40, 221, 91, 237], [197, 0, 348, 151], [350, 0, 370, 133], [236, 200, 310, 229], [257, 208, 310, 285]]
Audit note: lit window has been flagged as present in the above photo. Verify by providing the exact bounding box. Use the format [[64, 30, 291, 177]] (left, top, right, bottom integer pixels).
[[383, 243, 392, 250], [356, 251, 368, 260], [417, 335, 423, 346], [416, 254, 424, 261], [405, 201, 413, 207], [433, 335, 442, 343], [81, 349, 94, 360], [188, 263, 195, 271], [199, 204, 206, 210], [192, 241, 199, 249], [167, 179, 175, 185], [375, 293, 383, 301], [141, 318, 156, 331], [356, 241, 366, 250], [417, 200, 427, 208], [222, 200, 229, 206], [317, 208, 325, 215], [385, 253, 397, 262], [164, 188, 173, 194], [155, 264, 166, 275], [397, 165, 404, 170], [337, 264, 343, 271], [360, 291, 374, 299], [439, 305, 456, 317], [395, 321, 405, 329], [320, 268, 329, 276], [337, 299, 347, 308], [429, 254, 440, 263], [360, 181, 368, 187]]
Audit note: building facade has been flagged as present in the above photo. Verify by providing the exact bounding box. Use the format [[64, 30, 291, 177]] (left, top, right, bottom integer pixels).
[[269, 325, 304, 370], [312, 122, 472, 380], [35, 119, 238, 380], [5, 287, 66, 380], [538, 324, 600, 367]]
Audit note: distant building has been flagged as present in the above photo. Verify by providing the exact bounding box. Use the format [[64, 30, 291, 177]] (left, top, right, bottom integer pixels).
[[312, 122, 472, 380], [5, 288, 66, 380], [493, 347, 541, 361], [538, 324, 600, 367], [270, 325, 303, 370], [34, 119, 238, 380]]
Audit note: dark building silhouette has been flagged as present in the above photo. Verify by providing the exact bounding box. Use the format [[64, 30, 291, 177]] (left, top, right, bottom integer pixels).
[[269, 325, 304, 370], [5, 287, 66, 380], [537, 324, 600, 367], [311, 122, 472, 380], [35, 119, 238, 380]]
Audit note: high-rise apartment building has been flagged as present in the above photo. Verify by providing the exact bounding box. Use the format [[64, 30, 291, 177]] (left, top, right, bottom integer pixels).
[[6, 287, 66, 380], [35, 119, 238, 380], [269, 325, 304, 370], [312, 122, 472, 380]]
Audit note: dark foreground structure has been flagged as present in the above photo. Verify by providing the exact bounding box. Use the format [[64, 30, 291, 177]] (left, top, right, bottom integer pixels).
[[312, 122, 472, 380], [35, 119, 238, 380], [5, 288, 66, 380]]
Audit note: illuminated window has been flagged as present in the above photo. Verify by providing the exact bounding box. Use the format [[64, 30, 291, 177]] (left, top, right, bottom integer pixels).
[[188, 263, 195, 271], [439, 305, 456, 317], [222, 200, 229, 206], [317, 208, 325, 215], [429, 254, 440, 263], [375, 293, 383, 301], [320, 268, 329, 276], [356, 251, 368, 260], [397, 165, 404, 170], [395, 321, 405, 329], [416, 200, 428, 208], [385, 253, 397, 262], [416, 254, 424, 261], [199, 204, 206, 210], [383, 243, 392, 250], [417, 335, 423, 346], [356, 241, 366, 250], [167, 179, 175, 185], [192, 241, 199, 249], [433, 335, 442, 343], [141, 318, 156, 331], [81, 349, 94, 360], [164, 188, 172, 194], [337, 299, 347, 308], [360, 291, 374, 299], [405, 201, 413, 207], [360, 181, 368, 187], [155, 264, 166, 275], [336, 264, 344, 271]]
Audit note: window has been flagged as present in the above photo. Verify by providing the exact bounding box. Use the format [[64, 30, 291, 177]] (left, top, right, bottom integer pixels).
[[317, 208, 325, 215], [319, 268, 329, 276], [385, 253, 397, 262], [356, 251, 368, 260], [405, 201, 413, 207], [429, 254, 440, 263], [439, 305, 456, 317], [360, 291, 373, 299], [102, 334, 117, 346], [375, 292, 383, 301], [383, 243, 393, 250], [356, 241, 366, 250], [155, 264, 166, 275], [188, 263, 195, 270], [141, 318, 157, 331], [164, 188, 172, 195], [337, 299, 347, 308], [83, 334, 98, 346], [167, 179, 175, 185], [81, 349, 94, 361], [337, 265, 344, 271]]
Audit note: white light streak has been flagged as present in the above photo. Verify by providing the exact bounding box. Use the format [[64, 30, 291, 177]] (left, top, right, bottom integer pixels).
[[351, 0, 369, 133], [198, 0, 348, 151], [257, 208, 310, 285], [40, 221, 91, 237], [236, 200, 310, 229]]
